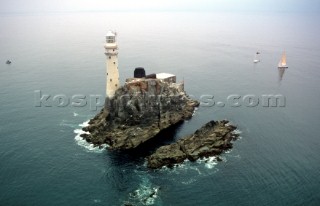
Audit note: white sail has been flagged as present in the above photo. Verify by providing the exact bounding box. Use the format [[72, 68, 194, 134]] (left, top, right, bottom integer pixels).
[[278, 51, 288, 68], [253, 52, 260, 63]]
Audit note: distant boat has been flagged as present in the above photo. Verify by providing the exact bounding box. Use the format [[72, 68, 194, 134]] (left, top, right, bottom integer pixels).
[[6, 60, 11, 65], [278, 51, 288, 68], [253, 52, 260, 63]]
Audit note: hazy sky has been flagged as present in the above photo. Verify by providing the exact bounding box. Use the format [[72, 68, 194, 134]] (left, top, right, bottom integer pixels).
[[0, 0, 319, 13]]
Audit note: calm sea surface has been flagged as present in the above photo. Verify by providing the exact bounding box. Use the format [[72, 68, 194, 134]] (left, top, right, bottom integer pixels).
[[0, 12, 319, 205]]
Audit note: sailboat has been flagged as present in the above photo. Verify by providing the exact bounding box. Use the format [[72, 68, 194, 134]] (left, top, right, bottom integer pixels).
[[253, 52, 260, 63], [278, 51, 288, 68]]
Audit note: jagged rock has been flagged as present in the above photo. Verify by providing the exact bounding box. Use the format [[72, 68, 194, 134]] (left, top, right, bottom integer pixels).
[[147, 120, 239, 169], [81, 78, 199, 150]]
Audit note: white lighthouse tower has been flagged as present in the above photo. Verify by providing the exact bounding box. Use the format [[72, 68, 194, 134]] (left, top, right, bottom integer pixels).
[[104, 31, 120, 98]]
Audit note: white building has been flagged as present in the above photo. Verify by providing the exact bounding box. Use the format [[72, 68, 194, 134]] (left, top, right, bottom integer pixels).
[[156, 73, 176, 84], [104, 31, 120, 98]]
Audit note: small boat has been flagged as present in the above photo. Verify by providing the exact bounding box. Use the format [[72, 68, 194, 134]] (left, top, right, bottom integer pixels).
[[253, 52, 260, 63], [278, 51, 288, 68], [6, 60, 12, 64]]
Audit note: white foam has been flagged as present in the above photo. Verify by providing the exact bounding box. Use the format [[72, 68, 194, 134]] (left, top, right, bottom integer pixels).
[[142, 159, 148, 168], [181, 178, 196, 185], [74, 120, 108, 153], [73, 112, 79, 117], [192, 108, 197, 116], [79, 120, 90, 127], [74, 128, 89, 135], [197, 156, 218, 169], [128, 177, 160, 206], [157, 159, 190, 174], [233, 129, 242, 134], [194, 167, 202, 175]]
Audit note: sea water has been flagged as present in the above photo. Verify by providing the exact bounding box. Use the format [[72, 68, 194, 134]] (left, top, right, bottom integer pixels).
[[0, 11, 319, 205]]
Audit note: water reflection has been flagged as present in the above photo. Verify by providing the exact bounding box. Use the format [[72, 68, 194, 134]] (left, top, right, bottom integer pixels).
[[278, 67, 287, 82]]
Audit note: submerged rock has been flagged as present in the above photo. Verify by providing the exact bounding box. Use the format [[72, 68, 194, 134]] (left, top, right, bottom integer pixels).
[[147, 120, 239, 169], [81, 78, 199, 150]]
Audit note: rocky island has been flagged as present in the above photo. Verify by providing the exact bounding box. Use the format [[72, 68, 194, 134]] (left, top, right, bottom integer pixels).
[[81, 77, 199, 150], [147, 120, 239, 169], [78, 31, 239, 169]]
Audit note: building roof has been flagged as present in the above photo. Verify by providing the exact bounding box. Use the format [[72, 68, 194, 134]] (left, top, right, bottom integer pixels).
[[156, 73, 176, 79], [106, 31, 116, 37]]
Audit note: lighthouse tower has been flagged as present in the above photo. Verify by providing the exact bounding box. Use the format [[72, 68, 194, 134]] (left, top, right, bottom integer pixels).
[[104, 31, 120, 98]]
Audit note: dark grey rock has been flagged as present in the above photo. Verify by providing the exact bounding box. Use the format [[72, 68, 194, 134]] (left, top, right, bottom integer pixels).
[[81, 78, 199, 150], [147, 120, 239, 169]]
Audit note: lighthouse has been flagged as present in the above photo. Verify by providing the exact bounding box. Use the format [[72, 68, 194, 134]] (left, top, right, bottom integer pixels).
[[104, 31, 120, 98]]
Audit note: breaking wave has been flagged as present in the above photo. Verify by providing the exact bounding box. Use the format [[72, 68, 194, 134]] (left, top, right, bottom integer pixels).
[[74, 120, 108, 153], [197, 156, 218, 169], [124, 174, 161, 206]]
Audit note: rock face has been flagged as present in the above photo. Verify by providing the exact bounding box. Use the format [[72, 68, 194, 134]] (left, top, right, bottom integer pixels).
[[147, 120, 239, 169], [81, 78, 199, 150]]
